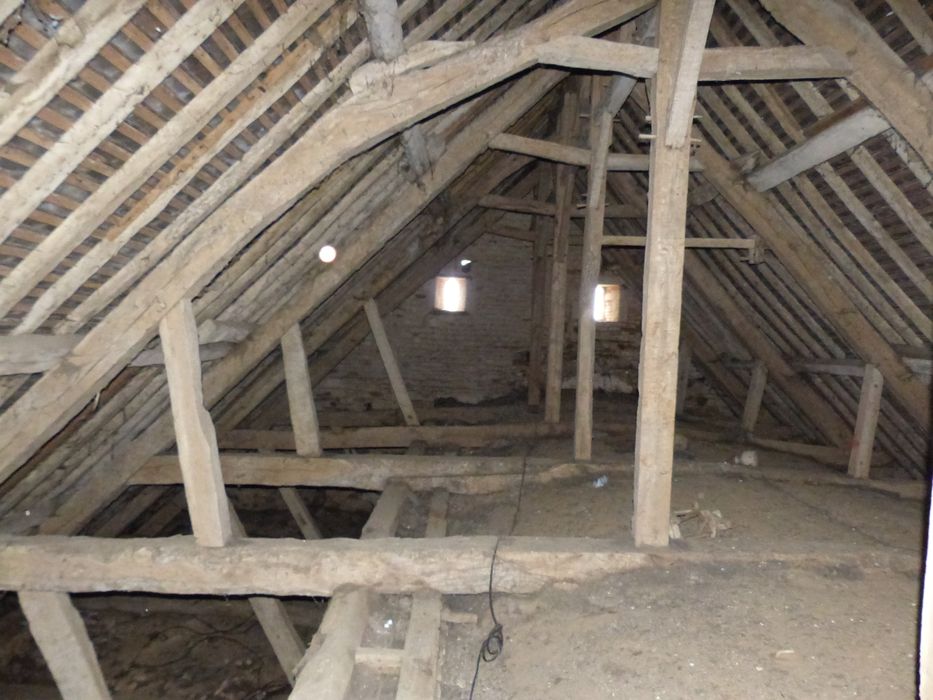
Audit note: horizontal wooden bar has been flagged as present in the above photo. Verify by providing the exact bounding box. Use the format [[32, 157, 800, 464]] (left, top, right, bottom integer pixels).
[[0, 535, 916, 598], [602, 235, 757, 249], [220, 422, 573, 451]]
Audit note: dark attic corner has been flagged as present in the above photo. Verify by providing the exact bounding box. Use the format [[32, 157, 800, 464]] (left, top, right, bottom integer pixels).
[[0, 0, 930, 697]]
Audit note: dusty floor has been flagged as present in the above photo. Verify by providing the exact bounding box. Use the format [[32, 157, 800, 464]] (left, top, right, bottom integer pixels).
[[0, 430, 926, 699]]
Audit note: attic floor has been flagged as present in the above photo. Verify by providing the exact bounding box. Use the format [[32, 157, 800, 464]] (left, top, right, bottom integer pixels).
[[0, 434, 925, 699]]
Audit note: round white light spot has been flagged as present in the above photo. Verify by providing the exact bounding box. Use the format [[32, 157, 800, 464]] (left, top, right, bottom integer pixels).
[[460, 258, 472, 267], [319, 245, 337, 263]]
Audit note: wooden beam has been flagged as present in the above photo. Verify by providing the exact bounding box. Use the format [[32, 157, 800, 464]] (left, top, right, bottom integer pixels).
[[740, 360, 768, 434], [848, 364, 884, 480], [364, 299, 420, 426], [574, 79, 614, 461], [229, 508, 306, 684], [158, 300, 232, 547], [0, 321, 253, 375], [0, 0, 653, 490], [290, 482, 409, 699], [219, 422, 573, 451], [0, 0, 241, 247], [18, 591, 110, 700], [281, 324, 323, 457], [665, 0, 716, 146], [527, 188, 549, 407], [746, 100, 890, 191], [602, 235, 756, 249], [761, 0, 933, 169], [633, 0, 711, 548], [489, 133, 704, 171], [2, 535, 918, 598], [360, 0, 434, 179], [396, 490, 448, 698], [542, 86, 575, 425]]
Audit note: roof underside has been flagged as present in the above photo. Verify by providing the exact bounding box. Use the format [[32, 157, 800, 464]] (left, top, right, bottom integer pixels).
[[0, 0, 929, 530]]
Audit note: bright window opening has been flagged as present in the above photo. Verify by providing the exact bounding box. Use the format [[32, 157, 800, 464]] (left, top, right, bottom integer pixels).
[[593, 283, 621, 323], [434, 276, 467, 313]]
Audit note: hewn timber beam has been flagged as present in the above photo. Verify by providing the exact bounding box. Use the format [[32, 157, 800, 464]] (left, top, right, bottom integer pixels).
[[633, 0, 712, 548], [218, 422, 573, 451], [489, 133, 703, 171], [0, 535, 919, 598], [158, 300, 232, 547], [18, 591, 111, 700], [480, 195, 643, 219], [544, 88, 580, 424], [746, 99, 890, 191], [695, 146, 930, 433], [761, 0, 933, 169], [0, 321, 253, 375], [290, 482, 409, 699], [1, 0, 654, 490], [364, 299, 421, 426], [360, 0, 434, 179], [574, 78, 615, 461], [602, 235, 756, 249], [847, 364, 884, 480], [795, 357, 931, 379], [536, 38, 849, 81]]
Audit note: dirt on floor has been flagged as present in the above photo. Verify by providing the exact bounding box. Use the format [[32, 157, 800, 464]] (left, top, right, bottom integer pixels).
[[0, 432, 926, 699]]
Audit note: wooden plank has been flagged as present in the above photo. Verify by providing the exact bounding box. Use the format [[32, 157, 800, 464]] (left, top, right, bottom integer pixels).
[[290, 483, 410, 699], [762, 0, 933, 169], [18, 591, 110, 700], [489, 133, 704, 171], [0, 0, 241, 247], [0, 0, 148, 149], [281, 324, 323, 457], [633, 0, 710, 548], [697, 45, 851, 81], [0, 324, 250, 375], [574, 79, 614, 461], [279, 487, 323, 540], [219, 422, 573, 450], [2, 535, 918, 598], [887, 0, 933, 54], [158, 300, 232, 547], [527, 216, 548, 406], [360, 0, 433, 178], [229, 508, 306, 684], [364, 299, 420, 426], [740, 361, 768, 434], [0, 0, 334, 327], [602, 235, 756, 248], [747, 101, 889, 191], [665, 0, 715, 146], [0, 0, 653, 489], [396, 490, 448, 699], [848, 364, 884, 479]]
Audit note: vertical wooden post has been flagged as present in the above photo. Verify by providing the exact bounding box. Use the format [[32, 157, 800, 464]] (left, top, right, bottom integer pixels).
[[280, 323, 324, 539], [281, 323, 322, 457], [573, 78, 614, 461], [741, 360, 768, 434], [527, 230, 549, 407], [19, 591, 111, 700], [159, 299, 232, 547], [544, 88, 579, 424], [396, 489, 448, 698], [364, 298, 420, 426], [633, 0, 714, 547], [848, 363, 884, 479], [675, 340, 691, 417]]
